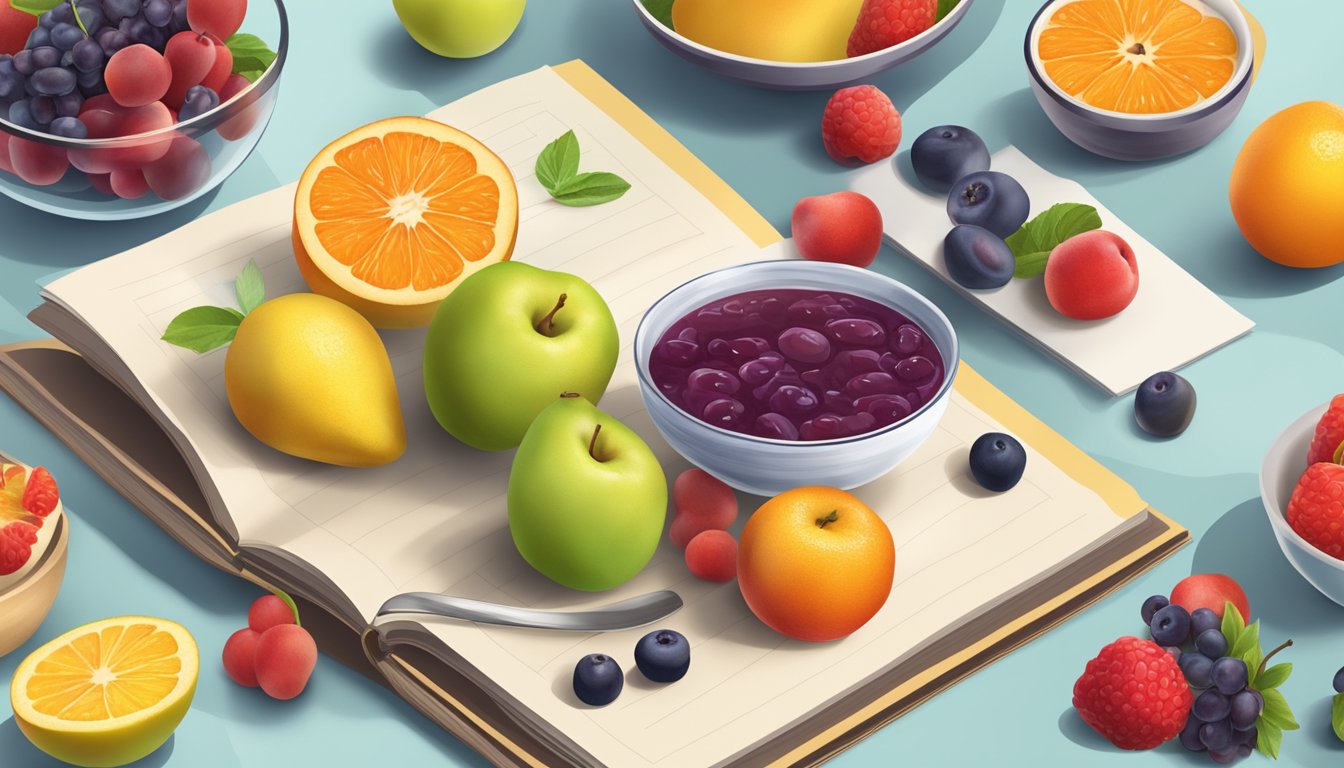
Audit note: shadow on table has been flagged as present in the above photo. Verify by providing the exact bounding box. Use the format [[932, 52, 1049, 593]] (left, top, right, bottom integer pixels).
[[0, 717, 174, 767], [1304, 695, 1344, 752]]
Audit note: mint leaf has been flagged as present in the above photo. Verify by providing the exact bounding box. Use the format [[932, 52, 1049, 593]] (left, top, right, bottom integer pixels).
[[1256, 662, 1291, 691], [1258, 720, 1284, 759], [235, 260, 265, 315], [1260, 689, 1299, 730], [936, 0, 960, 21], [1007, 203, 1103, 278], [551, 171, 631, 207], [1230, 619, 1260, 660], [1332, 694, 1344, 742], [535, 130, 580, 194], [1222, 601, 1246, 640], [274, 589, 301, 627], [161, 306, 244, 353], [8, 0, 61, 15], [226, 33, 276, 82], [641, 0, 674, 28]]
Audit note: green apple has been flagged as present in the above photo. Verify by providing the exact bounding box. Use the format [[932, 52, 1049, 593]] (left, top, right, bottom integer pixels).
[[508, 394, 667, 591], [423, 261, 619, 451], [392, 0, 526, 59]]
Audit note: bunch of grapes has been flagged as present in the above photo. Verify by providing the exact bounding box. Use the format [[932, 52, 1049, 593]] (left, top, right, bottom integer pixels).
[[0, 0, 257, 198]]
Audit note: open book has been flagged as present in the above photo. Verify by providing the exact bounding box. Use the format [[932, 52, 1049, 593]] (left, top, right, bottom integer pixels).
[[0, 62, 1187, 768]]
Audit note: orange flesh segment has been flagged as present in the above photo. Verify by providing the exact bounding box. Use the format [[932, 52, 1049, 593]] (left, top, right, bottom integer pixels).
[[1038, 0, 1238, 114], [308, 130, 502, 292], [26, 623, 182, 721]]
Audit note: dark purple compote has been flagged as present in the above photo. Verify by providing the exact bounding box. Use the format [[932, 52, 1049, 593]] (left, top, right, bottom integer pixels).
[[649, 289, 946, 441]]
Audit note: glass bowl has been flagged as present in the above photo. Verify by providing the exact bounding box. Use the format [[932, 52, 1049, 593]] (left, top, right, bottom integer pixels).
[[634, 260, 959, 496], [0, 0, 287, 219]]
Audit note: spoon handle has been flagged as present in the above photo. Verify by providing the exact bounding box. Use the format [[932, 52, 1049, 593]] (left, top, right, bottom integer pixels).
[[375, 590, 684, 632]]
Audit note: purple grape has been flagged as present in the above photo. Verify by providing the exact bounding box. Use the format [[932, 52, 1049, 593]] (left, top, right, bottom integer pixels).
[[1180, 652, 1214, 689], [1190, 607, 1220, 637], [1229, 689, 1261, 730], [31, 67, 76, 96], [7, 100, 38, 129], [31, 47, 62, 70], [71, 37, 104, 72], [172, 0, 189, 30], [707, 336, 770, 365], [49, 2, 73, 23], [0, 70, 21, 102], [102, 0, 141, 23], [845, 372, 898, 397], [657, 339, 700, 367], [27, 27, 53, 49], [832, 349, 883, 375], [892, 324, 924, 355], [856, 394, 912, 424], [38, 10, 58, 30], [75, 67, 104, 95], [96, 27, 130, 56], [1140, 594, 1169, 624], [754, 413, 799, 441], [28, 95, 55, 124], [777, 327, 831, 364], [768, 385, 819, 415], [786, 295, 846, 327], [825, 317, 886, 347], [822, 389, 855, 415], [702, 398, 745, 428], [12, 50, 33, 76], [49, 115, 87, 138], [1237, 725, 1257, 745], [74, 3, 104, 31], [738, 353, 784, 385], [1199, 718, 1234, 751], [144, 0, 173, 27], [1211, 657, 1248, 695], [1179, 715, 1206, 752], [895, 355, 938, 384], [50, 23, 85, 51], [1208, 747, 1237, 765], [687, 368, 740, 396], [1194, 690, 1231, 722], [751, 366, 801, 401], [1195, 629, 1229, 659]]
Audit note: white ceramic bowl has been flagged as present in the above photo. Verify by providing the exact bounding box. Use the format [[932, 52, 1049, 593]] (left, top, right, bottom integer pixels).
[[1260, 402, 1344, 606], [1024, 0, 1254, 161], [634, 261, 958, 496], [630, 0, 977, 91]]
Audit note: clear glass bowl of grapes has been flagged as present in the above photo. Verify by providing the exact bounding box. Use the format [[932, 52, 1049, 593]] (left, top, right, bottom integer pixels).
[[0, 0, 286, 220]]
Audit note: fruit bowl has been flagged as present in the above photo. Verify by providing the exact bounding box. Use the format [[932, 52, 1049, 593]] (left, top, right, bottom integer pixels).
[[0, 512, 68, 657], [634, 260, 958, 496], [1259, 402, 1344, 607], [0, 0, 287, 220], [630, 0, 977, 91], [1023, 0, 1254, 161]]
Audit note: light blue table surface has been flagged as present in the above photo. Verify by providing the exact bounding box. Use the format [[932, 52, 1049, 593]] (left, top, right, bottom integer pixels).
[[3, 1, 1343, 765]]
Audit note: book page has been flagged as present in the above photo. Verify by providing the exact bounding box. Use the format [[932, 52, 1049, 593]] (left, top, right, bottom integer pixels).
[[850, 147, 1254, 396]]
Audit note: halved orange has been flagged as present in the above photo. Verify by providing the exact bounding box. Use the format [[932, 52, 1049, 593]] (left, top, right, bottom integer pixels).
[[294, 116, 519, 329], [11, 616, 198, 768], [1038, 0, 1238, 114]]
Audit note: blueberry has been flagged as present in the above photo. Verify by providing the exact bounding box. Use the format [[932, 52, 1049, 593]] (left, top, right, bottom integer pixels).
[[1134, 371, 1196, 437], [943, 224, 1014, 290], [910, 125, 991, 194], [634, 629, 690, 683], [1140, 594, 1169, 625], [968, 432, 1026, 492], [1195, 628, 1228, 659], [1149, 603, 1191, 646], [572, 653, 623, 706], [1211, 656, 1248, 695], [947, 171, 1030, 239], [1190, 607, 1220, 638], [1180, 652, 1213, 689], [1334, 666, 1344, 694]]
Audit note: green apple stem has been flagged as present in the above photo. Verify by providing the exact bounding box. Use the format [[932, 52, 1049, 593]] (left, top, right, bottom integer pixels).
[[588, 424, 603, 461], [536, 293, 568, 337], [815, 510, 839, 529]]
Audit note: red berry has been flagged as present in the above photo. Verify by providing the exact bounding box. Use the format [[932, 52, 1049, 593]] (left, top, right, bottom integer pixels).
[[68, 103, 175, 174], [792, 191, 884, 268], [110, 168, 150, 200], [1286, 462, 1344, 560], [21, 467, 59, 518], [187, 0, 247, 41], [669, 469, 738, 549], [105, 45, 172, 108], [1072, 636, 1192, 750], [248, 594, 295, 633], [143, 135, 211, 201], [1169, 573, 1250, 622], [162, 31, 217, 110], [254, 624, 317, 700], [87, 172, 114, 196], [685, 530, 737, 582], [848, 0, 938, 57], [216, 74, 258, 141], [222, 627, 261, 687], [1308, 395, 1344, 466], [821, 85, 902, 166], [0, 134, 14, 175], [9, 137, 68, 186], [0, 521, 38, 577], [201, 35, 233, 93]]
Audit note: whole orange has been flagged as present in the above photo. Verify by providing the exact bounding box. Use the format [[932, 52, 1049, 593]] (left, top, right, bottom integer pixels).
[[737, 487, 895, 642], [1229, 101, 1344, 268]]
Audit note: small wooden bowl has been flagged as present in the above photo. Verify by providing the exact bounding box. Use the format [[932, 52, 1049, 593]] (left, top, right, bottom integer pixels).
[[0, 513, 68, 657]]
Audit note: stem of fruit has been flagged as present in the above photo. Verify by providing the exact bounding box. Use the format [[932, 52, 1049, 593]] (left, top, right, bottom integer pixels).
[[815, 510, 839, 529], [536, 294, 568, 337], [1256, 639, 1294, 679], [69, 1, 90, 36], [588, 424, 603, 462]]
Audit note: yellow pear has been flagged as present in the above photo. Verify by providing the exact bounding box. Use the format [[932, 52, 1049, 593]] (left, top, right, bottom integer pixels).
[[672, 0, 864, 62], [224, 293, 406, 467]]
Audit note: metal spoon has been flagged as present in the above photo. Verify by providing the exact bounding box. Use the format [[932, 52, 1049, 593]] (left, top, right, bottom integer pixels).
[[375, 590, 683, 632]]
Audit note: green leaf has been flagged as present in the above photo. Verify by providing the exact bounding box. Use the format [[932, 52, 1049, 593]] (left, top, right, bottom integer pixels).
[[641, 0, 675, 28], [273, 589, 301, 627], [551, 171, 632, 207], [226, 33, 277, 82], [1222, 601, 1246, 640], [1230, 619, 1260, 660], [1259, 688, 1300, 730], [1256, 662, 1292, 691], [936, 0, 961, 21], [1332, 693, 1344, 742], [535, 130, 581, 194], [1257, 719, 1283, 759], [8, 0, 61, 15], [161, 306, 244, 354], [1006, 203, 1103, 279], [234, 260, 265, 315]]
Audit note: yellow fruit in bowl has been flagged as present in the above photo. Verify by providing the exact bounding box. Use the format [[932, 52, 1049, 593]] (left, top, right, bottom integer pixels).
[[293, 116, 519, 329], [1229, 101, 1344, 268], [671, 0, 864, 63], [11, 616, 198, 768]]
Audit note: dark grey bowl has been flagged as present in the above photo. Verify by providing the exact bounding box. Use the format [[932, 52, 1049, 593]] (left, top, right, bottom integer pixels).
[[1024, 0, 1254, 161], [631, 0, 976, 91]]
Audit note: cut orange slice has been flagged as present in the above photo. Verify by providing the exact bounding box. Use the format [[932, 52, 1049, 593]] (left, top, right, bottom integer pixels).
[[11, 616, 198, 768], [1037, 0, 1238, 114], [293, 116, 519, 329]]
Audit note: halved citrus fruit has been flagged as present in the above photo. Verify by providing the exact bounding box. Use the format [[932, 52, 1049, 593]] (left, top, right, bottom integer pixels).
[[11, 616, 199, 768], [1037, 0, 1238, 114], [294, 116, 519, 329]]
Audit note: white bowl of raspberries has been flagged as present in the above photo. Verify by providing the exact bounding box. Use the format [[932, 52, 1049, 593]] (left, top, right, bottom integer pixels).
[[0, 0, 286, 219]]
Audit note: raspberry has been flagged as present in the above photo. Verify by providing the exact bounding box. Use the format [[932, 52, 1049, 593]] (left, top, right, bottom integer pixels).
[[669, 469, 738, 548], [1307, 394, 1344, 465], [21, 466, 59, 518], [1072, 636, 1192, 750], [685, 530, 737, 582], [0, 521, 38, 576], [821, 85, 902, 166], [1286, 462, 1344, 559], [848, 0, 938, 57]]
